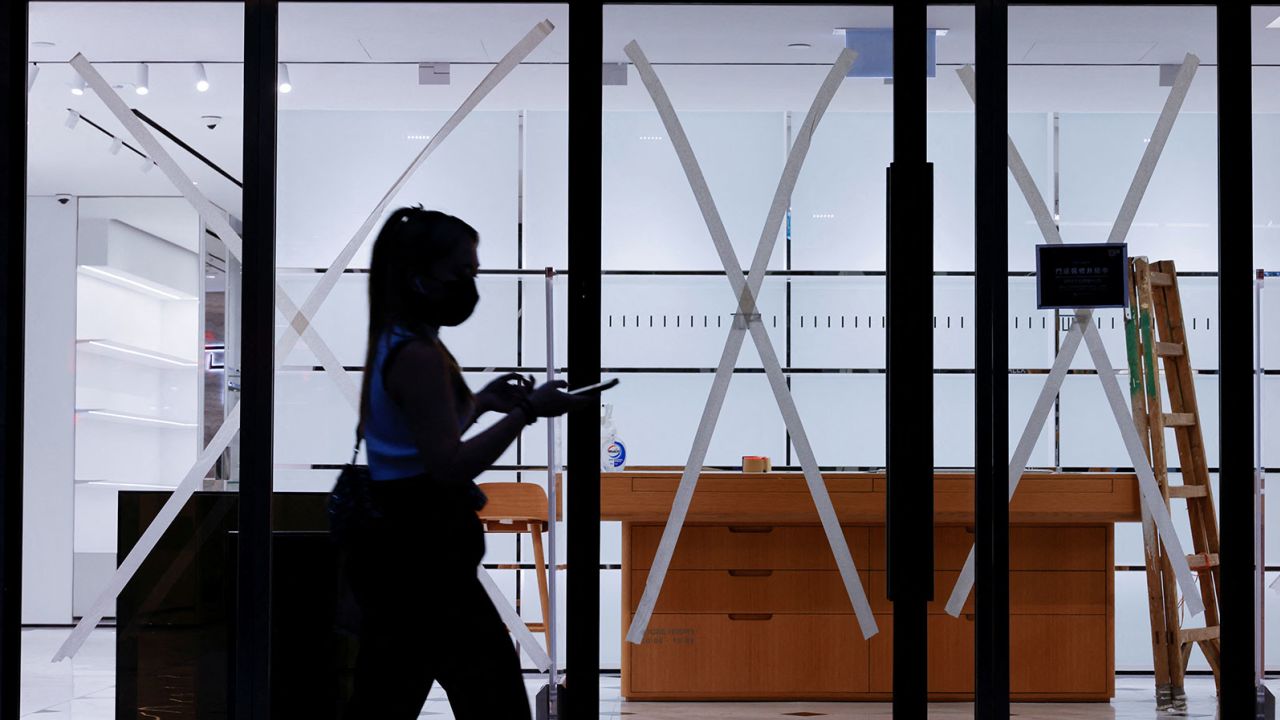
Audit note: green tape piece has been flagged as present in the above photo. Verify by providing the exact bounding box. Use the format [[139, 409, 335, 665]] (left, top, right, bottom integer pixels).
[[1125, 313, 1142, 397], [1140, 313, 1159, 396]]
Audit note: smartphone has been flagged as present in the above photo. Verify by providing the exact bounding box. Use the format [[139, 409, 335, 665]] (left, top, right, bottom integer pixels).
[[568, 378, 620, 395]]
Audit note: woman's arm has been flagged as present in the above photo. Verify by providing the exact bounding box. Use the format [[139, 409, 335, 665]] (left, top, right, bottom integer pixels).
[[385, 339, 529, 487]]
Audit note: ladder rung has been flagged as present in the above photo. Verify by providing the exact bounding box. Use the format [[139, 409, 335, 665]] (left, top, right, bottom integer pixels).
[[1162, 412, 1196, 427], [1167, 485, 1208, 499], [1150, 271, 1174, 287], [1186, 553, 1220, 571], [1179, 626, 1220, 644], [1155, 342, 1184, 358]]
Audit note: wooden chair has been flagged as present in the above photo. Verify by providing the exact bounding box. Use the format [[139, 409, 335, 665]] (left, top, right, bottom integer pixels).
[[476, 481, 556, 648]]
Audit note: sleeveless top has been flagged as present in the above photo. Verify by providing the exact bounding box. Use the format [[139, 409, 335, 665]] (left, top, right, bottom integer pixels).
[[365, 325, 475, 482]]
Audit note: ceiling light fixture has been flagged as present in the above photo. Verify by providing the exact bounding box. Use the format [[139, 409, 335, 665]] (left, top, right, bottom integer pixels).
[[1268, 15, 1280, 29], [788, 42, 812, 49], [278, 63, 292, 93], [70, 72, 86, 96], [64, 109, 80, 129], [194, 62, 209, 92], [32, 40, 56, 48], [109, 137, 123, 155], [934, 28, 949, 36], [140, 157, 154, 173], [27, 64, 39, 92], [135, 63, 150, 95]]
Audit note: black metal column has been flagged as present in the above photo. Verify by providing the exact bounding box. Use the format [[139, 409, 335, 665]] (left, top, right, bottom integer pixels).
[[887, 2, 932, 718], [0, 4, 28, 719], [236, 1, 277, 718], [566, 3, 602, 718], [1216, 1, 1256, 717], [974, 0, 1010, 716]]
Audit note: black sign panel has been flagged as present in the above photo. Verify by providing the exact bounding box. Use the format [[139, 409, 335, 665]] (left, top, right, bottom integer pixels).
[[1036, 243, 1129, 309]]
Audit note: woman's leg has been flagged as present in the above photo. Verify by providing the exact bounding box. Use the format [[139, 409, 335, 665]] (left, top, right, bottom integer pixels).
[[435, 575, 532, 720], [343, 528, 436, 720]]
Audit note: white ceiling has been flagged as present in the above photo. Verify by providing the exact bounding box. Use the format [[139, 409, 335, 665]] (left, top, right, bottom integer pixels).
[[23, 3, 1280, 221]]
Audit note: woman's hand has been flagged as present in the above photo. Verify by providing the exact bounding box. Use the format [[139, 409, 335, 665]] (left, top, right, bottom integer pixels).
[[518, 380, 594, 419], [475, 372, 534, 415]]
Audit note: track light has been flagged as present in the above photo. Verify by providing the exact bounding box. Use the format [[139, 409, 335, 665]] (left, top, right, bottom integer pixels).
[[109, 137, 123, 155], [277, 63, 292, 93], [27, 64, 39, 92], [135, 63, 149, 95], [70, 72, 86, 96], [64, 109, 81, 129], [194, 62, 209, 92], [140, 157, 154, 173]]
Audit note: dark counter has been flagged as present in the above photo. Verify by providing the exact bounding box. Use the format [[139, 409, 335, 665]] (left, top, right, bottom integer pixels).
[[116, 491, 350, 719]]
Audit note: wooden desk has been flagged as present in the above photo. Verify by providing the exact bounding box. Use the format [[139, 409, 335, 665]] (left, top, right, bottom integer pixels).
[[602, 471, 1140, 702]]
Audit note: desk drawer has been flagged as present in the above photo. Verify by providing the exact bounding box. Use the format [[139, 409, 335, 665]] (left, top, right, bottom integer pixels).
[[1011, 615, 1110, 695], [867, 571, 1107, 615], [869, 614, 1110, 696], [630, 570, 859, 614], [631, 525, 870, 570], [627, 613, 870, 695], [869, 526, 1109, 571]]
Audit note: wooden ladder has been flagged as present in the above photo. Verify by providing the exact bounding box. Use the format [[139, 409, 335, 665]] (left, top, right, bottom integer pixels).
[[1125, 258, 1222, 711]]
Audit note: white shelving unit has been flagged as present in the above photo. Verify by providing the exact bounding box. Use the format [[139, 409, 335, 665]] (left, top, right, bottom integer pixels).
[[72, 208, 201, 616]]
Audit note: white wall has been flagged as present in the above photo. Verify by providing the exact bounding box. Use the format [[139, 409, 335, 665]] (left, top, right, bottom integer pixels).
[[23, 197, 76, 625]]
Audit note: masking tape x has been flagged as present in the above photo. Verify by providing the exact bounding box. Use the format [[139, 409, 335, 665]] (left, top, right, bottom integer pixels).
[[55, 23, 554, 662], [622, 41, 879, 645], [944, 55, 1204, 618]]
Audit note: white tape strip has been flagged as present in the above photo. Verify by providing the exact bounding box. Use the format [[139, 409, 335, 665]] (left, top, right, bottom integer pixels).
[[54, 404, 242, 661], [623, 41, 874, 643], [747, 320, 878, 637], [477, 567, 553, 671], [1080, 310, 1203, 615], [70, 54, 243, 256], [275, 285, 359, 409], [945, 322, 1085, 616], [944, 55, 1203, 617], [275, 20, 555, 363]]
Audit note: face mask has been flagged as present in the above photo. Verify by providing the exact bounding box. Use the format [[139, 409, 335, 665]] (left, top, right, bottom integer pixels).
[[412, 275, 479, 327]]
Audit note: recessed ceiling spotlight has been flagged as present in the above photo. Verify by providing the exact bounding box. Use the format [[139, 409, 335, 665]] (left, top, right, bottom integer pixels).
[[70, 72, 86, 96], [278, 63, 292, 93], [788, 42, 812, 50], [135, 63, 150, 95], [934, 28, 950, 37], [194, 62, 209, 92]]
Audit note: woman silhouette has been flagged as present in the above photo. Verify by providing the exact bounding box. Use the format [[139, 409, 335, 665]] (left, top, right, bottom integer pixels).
[[344, 207, 587, 719]]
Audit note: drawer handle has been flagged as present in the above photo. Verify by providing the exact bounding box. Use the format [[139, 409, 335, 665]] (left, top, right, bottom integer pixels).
[[727, 569, 773, 578], [728, 613, 773, 621], [727, 526, 774, 534]]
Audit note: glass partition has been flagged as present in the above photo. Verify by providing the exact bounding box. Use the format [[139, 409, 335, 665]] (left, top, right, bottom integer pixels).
[[274, 4, 569, 716], [22, 1, 243, 715], [1011, 4, 1218, 713], [602, 3, 895, 711]]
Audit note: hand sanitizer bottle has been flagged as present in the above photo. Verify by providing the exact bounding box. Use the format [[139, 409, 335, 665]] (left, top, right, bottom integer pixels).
[[600, 403, 627, 472]]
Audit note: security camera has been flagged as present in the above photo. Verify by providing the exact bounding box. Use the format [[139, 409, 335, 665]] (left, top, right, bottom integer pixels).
[[55, 194, 72, 205], [201, 115, 221, 130]]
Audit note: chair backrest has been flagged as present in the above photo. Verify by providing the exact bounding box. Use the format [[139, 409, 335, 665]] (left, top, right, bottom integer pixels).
[[476, 481, 550, 523]]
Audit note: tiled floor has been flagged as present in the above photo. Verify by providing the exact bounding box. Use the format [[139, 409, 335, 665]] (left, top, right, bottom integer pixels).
[[14, 627, 1255, 718]]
